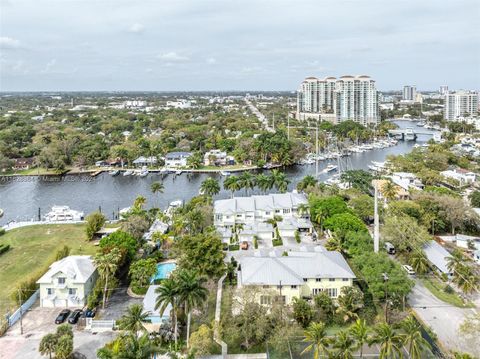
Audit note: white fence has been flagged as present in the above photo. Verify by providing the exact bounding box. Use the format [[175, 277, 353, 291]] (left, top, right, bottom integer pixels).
[[85, 318, 115, 332], [6, 289, 39, 327]]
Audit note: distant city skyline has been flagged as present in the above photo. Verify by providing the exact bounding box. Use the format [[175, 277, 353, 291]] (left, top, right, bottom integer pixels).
[[1, 0, 479, 91]]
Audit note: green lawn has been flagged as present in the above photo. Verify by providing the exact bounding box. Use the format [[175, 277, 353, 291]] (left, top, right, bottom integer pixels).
[[421, 277, 474, 308], [0, 224, 98, 314]]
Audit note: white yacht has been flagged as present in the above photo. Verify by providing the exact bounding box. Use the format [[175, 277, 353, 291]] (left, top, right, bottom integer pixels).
[[45, 206, 84, 222], [123, 170, 133, 176], [220, 171, 231, 176], [324, 164, 338, 173]]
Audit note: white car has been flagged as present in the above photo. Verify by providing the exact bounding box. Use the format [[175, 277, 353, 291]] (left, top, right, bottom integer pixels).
[[402, 264, 416, 275]]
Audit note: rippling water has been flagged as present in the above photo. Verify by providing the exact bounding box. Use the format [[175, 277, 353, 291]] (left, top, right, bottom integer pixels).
[[0, 121, 436, 224]]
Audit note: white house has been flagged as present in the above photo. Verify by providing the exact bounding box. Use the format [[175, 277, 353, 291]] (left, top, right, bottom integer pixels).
[[440, 168, 476, 186], [133, 156, 157, 167], [238, 250, 355, 305], [214, 192, 312, 243], [203, 149, 234, 166], [37, 256, 98, 308], [164, 152, 192, 168], [390, 172, 424, 191]]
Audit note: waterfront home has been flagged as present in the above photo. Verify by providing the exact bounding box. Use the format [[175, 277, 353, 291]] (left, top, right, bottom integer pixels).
[[440, 168, 476, 186], [237, 251, 355, 305], [373, 179, 409, 200], [203, 149, 235, 166], [214, 192, 312, 243], [423, 241, 452, 276], [164, 152, 192, 168], [389, 172, 424, 192], [37, 256, 98, 308], [133, 156, 157, 167], [13, 157, 35, 170]]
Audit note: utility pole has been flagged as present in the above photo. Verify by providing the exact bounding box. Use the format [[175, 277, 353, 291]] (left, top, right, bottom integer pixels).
[[382, 273, 389, 323], [315, 123, 319, 178], [374, 181, 379, 253], [18, 289, 23, 335], [287, 116, 290, 140]]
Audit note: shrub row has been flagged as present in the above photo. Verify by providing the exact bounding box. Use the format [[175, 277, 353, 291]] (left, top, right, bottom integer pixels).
[[0, 244, 10, 255]]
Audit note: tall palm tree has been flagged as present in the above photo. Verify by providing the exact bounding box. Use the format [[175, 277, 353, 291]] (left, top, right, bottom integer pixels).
[[408, 250, 430, 274], [255, 173, 273, 194], [314, 208, 326, 234], [302, 321, 330, 359], [381, 181, 398, 202], [177, 269, 208, 348], [39, 333, 58, 359], [200, 177, 221, 197], [349, 319, 369, 358], [120, 333, 159, 359], [297, 203, 310, 218], [446, 249, 464, 275], [94, 247, 122, 309], [117, 304, 150, 336], [239, 171, 256, 196], [271, 169, 290, 193], [332, 330, 356, 359], [133, 195, 147, 210], [297, 175, 317, 192], [155, 278, 179, 349], [150, 181, 164, 208], [400, 315, 431, 359], [223, 175, 241, 198], [368, 323, 405, 359]]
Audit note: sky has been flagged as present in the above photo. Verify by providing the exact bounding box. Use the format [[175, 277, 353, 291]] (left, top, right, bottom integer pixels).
[[0, 0, 479, 91]]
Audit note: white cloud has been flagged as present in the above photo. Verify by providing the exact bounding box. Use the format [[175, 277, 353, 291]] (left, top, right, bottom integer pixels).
[[156, 52, 189, 62], [206, 57, 216, 64], [128, 23, 145, 33], [41, 59, 57, 73], [0, 36, 20, 49]]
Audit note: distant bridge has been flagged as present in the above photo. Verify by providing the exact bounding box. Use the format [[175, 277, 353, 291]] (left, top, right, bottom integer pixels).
[[388, 128, 434, 140]]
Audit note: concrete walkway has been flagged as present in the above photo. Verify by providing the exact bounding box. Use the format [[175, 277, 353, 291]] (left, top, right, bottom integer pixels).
[[214, 274, 228, 358]]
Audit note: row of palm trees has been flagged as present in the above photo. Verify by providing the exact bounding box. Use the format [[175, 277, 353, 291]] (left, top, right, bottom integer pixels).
[[303, 316, 430, 359], [446, 249, 479, 294], [223, 169, 291, 197]]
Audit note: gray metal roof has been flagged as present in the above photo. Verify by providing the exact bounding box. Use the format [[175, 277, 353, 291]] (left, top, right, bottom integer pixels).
[[143, 285, 172, 318], [214, 192, 308, 214], [239, 251, 355, 286], [423, 241, 452, 274], [37, 255, 96, 284]]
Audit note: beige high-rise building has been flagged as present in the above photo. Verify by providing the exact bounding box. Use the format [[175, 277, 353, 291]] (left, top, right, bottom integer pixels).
[[444, 90, 479, 121], [297, 75, 379, 126]]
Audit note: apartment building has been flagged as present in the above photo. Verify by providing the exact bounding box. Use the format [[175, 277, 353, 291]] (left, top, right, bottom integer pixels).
[[444, 90, 479, 121], [403, 85, 417, 101]]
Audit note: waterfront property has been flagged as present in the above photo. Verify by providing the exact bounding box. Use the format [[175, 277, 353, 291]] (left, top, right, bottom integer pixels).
[[132, 156, 157, 167], [389, 172, 424, 192], [214, 192, 313, 243], [36, 255, 98, 308], [237, 250, 355, 305], [164, 152, 192, 168], [440, 168, 476, 186], [203, 149, 235, 166]]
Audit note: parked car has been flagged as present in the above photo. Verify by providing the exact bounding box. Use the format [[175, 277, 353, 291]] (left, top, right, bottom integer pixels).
[[384, 242, 396, 255], [240, 241, 249, 250], [402, 264, 416, 275], [55, 309, 71, 324], [83, 308, 96, 318], [68, 309, 83, 324]]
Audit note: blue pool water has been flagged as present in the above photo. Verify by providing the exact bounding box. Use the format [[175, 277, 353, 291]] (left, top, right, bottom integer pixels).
[[151, 262, 176, 283]]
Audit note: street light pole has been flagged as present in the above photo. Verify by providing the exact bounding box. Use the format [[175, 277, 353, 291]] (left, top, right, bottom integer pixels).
[[382, 273, 389, 323]]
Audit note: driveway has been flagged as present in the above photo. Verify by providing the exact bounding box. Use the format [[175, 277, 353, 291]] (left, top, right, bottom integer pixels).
[[0, 304, 117, 359], [97, 287, 143, 320], [409, 279, 478, 357]]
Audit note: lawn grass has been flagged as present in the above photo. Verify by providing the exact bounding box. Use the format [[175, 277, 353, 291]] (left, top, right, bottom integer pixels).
[[0, 224, 98, 314], [421, 277, 474, 308]]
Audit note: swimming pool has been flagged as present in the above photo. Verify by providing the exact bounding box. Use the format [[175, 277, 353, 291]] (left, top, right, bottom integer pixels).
[[151, 262, 176, 283]]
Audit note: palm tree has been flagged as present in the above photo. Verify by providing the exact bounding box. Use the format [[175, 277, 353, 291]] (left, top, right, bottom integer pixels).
[[381, 181, 398, 202], [336, 287, 364, 323], [150, 181, 164, 208], [297, 203, 310, 218], [400, 315, 431, 359], [94, 247, 122, 309], [325, 234, 344, 253], [223, 175, 241, 198], [314, 208, 326, 234], [120, 333, 159, 359], [302, 321, 330, 359], [177, 269, 208, 348], [39, 333, 58, 359], [155, 278, 179, 349], [117, 304, 150, 335], [200, 177, 221, 197], [133, 195, 147, 210], [297, 175, 317, 192], [446, 249, 464, 275], [271, 169, 290, 193], [408, 250, 430, 274], [255, 173, 273, 194], [368, 323, 405, 359], [332, 330, 356, 359], [349, 319, 369, 358], [239, 171, 256, 196]]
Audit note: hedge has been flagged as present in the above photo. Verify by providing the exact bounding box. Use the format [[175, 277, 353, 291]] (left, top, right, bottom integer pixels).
[[0, 244, 10, 255]]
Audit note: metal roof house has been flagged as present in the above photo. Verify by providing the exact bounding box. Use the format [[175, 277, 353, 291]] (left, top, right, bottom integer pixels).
[[423, 241, 453, 275]]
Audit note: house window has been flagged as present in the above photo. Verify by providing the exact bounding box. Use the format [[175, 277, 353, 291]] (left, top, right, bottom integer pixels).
[[265, 211, 271, 215], [275, 210, 280, 213], [215, 214, 222, 221], [262, 285, 270, 289], [260, 295, 272, 305], [58, 277, 66, 285], [283, 209, 291, 214], [303, 278, 308, 282], [329, 278, 335, 282], [326, 288, 338, 298], [316, 278, 322, 282], [274, 296, 286, 304], [291, 285, 297, 289], [236, 214, 242, 218], [68, 288, 77, 295], [47, 288, 54, 295], [342, 278, 349, 282]]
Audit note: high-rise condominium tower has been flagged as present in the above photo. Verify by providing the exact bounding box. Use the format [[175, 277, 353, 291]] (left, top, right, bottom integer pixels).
[[403, 85, 417, 101], [297, 75, 379, 126], [444, 90, 479, 120]]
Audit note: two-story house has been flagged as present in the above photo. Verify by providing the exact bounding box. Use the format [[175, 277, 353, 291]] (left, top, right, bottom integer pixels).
[[440, 168, 476, 186], [390, 172, 424, 192], [36, 255, 98, 308], [237, 251, 355, 306], [164, 152, 192, 168]]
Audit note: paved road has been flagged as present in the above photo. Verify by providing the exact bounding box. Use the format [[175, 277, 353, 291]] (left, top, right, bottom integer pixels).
[[409, 279, 478, 357]]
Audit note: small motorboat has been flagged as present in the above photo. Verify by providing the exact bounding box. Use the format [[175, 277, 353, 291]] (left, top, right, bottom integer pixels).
[[220, 171, 231, 176], [45, 206, 84, 222], [138, 169, 149, 177], [324, 164, 338, 173], [109, 170, 120, 176], [123, 170, 133, 176]]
